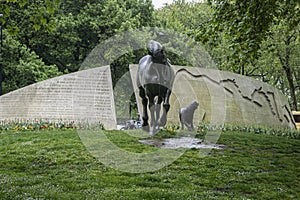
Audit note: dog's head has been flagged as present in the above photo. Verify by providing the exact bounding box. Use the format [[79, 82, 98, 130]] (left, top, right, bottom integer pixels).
[[188, 101, 199, 111]]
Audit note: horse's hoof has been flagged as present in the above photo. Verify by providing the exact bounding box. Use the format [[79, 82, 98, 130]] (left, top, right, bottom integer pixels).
[[150, 129, 157, 136], [142, 126, 150, 132], [158, 119, 167, 127], [149, 127, 154, 136], [150, 127, 160, 136]]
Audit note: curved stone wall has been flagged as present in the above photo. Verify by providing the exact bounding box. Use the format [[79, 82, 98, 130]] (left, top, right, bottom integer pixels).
[[130, 65, 296, 129], [0, 65, 296, 130]]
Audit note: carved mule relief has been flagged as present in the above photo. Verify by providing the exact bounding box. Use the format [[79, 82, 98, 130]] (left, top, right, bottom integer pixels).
[[179, 101, 199, 131]]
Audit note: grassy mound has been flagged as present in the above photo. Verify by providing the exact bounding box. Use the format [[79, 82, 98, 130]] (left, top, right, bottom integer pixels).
[[0, 129, 299, 199]]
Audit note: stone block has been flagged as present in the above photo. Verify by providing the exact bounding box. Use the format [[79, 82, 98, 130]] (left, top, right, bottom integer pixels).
[[0, 66, 117, 130]]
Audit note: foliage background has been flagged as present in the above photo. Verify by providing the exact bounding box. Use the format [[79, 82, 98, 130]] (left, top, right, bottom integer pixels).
[[0, 0, 299, 110]]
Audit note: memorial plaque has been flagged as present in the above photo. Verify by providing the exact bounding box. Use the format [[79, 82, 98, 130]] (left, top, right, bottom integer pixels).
[[0, 66, 117, 130]]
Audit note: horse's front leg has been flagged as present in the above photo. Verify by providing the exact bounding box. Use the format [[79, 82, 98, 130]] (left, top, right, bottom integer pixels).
[[155, 97, 163, 129], [139, 87, 149, 131], [158, 89, 171, 127], [148, 95, 156, 135]]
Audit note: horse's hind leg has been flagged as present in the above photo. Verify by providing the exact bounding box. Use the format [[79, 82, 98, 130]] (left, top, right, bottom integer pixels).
[[139, 87, 149, 131], [148, 95, 157, 135], [158, 89, 171, 126]]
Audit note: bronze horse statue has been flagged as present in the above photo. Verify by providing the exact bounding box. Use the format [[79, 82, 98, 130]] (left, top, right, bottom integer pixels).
[[137, 40, 174, 135]]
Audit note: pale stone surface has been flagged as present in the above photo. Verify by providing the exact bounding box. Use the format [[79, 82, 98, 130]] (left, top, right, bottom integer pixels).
[[130, 65, 296, 129], [0, 65, 295, 130], [0, 66, 117, 130]]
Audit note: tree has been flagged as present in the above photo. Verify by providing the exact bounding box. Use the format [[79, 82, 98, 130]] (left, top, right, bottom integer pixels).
[[201, 0, 300, 74], [200, 0, 300, 110], [155, 0, 214, 67], [154, 0, 299, 110], [0, 0, 60, 33], [0, 0, 157, 96], [1, 31, 62, 94], [8, 0, 155, 73], [156, 0, 212, 36], [254, 21, 300, 110]]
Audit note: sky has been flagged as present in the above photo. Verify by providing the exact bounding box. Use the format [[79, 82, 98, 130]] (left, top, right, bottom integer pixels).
[[152, 0, 201, 9]]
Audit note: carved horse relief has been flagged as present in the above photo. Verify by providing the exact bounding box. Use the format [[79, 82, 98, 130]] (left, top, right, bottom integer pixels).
[[137, 40, 175, 135]]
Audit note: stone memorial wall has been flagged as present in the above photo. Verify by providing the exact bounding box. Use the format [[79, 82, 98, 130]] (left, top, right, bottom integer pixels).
[[0, 66, 117, 130], [0, 65, 295, 130], [130, 65, 296, 130]]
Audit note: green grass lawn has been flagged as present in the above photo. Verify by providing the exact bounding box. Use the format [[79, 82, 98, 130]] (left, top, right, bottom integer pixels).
[[0, 129, 299, 199]]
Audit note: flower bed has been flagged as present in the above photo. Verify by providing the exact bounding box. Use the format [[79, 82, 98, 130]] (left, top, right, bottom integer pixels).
[[0, 119, 105, 131], [162, 123, 300, 139]]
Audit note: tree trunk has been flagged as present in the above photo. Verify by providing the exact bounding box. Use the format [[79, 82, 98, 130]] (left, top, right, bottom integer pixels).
[[278, 35, 298, 111], [283, 65, 297, 111]]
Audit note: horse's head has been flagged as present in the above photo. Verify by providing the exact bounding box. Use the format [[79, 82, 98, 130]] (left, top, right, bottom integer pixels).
[[148, 40, 166, 64]]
